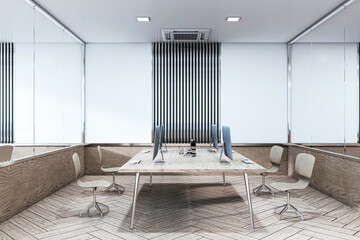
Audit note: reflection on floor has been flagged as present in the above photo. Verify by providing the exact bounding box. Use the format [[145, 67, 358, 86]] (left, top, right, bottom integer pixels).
[[1, 175, 360, 240]]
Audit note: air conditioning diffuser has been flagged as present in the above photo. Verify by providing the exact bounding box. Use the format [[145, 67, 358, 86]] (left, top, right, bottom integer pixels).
[[161, 29, 211, 42]]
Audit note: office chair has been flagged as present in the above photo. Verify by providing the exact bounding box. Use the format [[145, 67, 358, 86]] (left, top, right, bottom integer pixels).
[[98, 146, 125, 194], [0, 145, 14, 163], [271, 153, 316, 221], [253, 145, 284, 197], [72, 153, 111, 217]]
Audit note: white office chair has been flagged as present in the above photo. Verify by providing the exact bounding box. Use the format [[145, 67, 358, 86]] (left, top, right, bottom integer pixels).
[[98, 146, 125, 194], [0, 145, 13, 163], [271, 153, 316, 221], [72, 153, 111, 217], [253, 145, 284, 197]]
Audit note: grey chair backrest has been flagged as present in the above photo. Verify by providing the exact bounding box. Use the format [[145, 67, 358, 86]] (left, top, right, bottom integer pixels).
[[97, 145, 103, 167], [295, 153, 316, 179], [72, 153, 81, 180], [269, 145, 283, 165], [0, 145, 14, 163]]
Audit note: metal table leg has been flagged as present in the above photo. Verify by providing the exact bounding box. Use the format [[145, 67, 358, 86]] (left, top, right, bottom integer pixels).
[[149, 173, 152, 186], [243, 172, 254, 231], [130, 172, 140, 230]]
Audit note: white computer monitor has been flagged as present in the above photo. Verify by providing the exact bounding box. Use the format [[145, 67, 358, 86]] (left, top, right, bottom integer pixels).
[[220, 125, 233, 163], [208, 124, 219, 152], [160, 124, 167, 152], [153, 126, 164, 163]]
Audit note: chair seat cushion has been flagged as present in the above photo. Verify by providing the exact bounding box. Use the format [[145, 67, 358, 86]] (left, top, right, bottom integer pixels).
[[270, 177, 309, 191], [266, 165, 279, 173], [77, 179, 111, 188], [101, 167, 121, 173]]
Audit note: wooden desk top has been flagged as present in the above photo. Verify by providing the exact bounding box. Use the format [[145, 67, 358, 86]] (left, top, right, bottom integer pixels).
[[118, 148, 265, 173]]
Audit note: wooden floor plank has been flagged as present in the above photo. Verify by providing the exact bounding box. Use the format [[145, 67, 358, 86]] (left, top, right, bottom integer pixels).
[[20, 209, 56, 229], [292, 223, 359, 240], [66, 233, 100, 240], [285, 233, 311, 240], [35, 225, 98, 240], [292, 220, 358, 237], [1, 175, 359, 240], [89, 230, 126, 240], [343, 216, 360, 230], [261, 226, 302, 240], [7, 215, 47, 235], [0, 230, 13, 240], [299, 229, 351, 240], [173, 233, 203, 240], [0, 221, 36, 240]]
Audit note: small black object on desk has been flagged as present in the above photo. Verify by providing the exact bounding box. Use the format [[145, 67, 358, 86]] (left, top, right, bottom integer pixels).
[[184, 139, 197, 157], [190, 139, 196, 153]]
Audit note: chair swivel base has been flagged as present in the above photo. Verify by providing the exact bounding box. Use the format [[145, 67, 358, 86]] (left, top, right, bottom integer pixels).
[[253, 184, 274, 197], [105, 183, 125, 194], [79, 202, 109, 218], [275, 203, 303, 221], [104, 172, 125, 194]]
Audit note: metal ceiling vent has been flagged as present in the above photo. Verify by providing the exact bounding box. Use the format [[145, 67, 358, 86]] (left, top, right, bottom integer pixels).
[[161, 29, 211, 42]]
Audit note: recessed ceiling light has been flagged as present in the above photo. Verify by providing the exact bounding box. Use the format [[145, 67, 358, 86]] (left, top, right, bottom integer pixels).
[[136, 16, 151, 22], [226, 16, 241, 22]]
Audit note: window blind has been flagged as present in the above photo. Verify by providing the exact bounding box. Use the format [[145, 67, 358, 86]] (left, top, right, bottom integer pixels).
[[153, 42, 221, 144], [0, 43, 14, 144]]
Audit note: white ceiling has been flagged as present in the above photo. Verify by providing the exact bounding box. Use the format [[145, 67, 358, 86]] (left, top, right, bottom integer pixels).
[[35, 0, 344, 43], [1, 0, 359, 43], [0, 0, 77, 43], [299, 0, 360, 43]]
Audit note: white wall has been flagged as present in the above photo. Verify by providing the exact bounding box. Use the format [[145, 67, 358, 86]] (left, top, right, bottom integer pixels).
[[221, 44, 288, 143], [292, 43, 358, 143], [85, 44, 152, 143], [15, 43, 83, 144]]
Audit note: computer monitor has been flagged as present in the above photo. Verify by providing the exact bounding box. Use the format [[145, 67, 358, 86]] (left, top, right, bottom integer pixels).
[[153, 126, 164, 163], [208, 124, 218, 152], [220, 125, 233, 163], [160, 124, 167, 152]]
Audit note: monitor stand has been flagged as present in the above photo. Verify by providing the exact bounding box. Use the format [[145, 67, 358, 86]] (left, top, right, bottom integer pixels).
[[154, 147, 165, 163], [208, 137, 217, 153], [161, 142, 168, 153], [219, 144, 230, 163]]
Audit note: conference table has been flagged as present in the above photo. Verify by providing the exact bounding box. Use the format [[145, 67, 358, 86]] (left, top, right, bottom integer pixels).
[[118, 148, 265, 230]]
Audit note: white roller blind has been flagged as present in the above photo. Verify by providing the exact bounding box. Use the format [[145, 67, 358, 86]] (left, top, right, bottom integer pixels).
[[14, 44, 34, 144], [34, 43, 82, 144], [86, 44, 152, 143], [291, 43, 358, 143], [15, 43, 83, 144], [221, 44, 288, 143], [152, 43, 221, 144]]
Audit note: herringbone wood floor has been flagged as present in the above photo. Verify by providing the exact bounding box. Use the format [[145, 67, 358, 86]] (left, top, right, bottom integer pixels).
[[1, 175, 360, 240]]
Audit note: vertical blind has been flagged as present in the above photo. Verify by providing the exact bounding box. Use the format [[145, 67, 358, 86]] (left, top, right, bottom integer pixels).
[[153, 42, 221, 144], [0, 43, 14, 144]]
